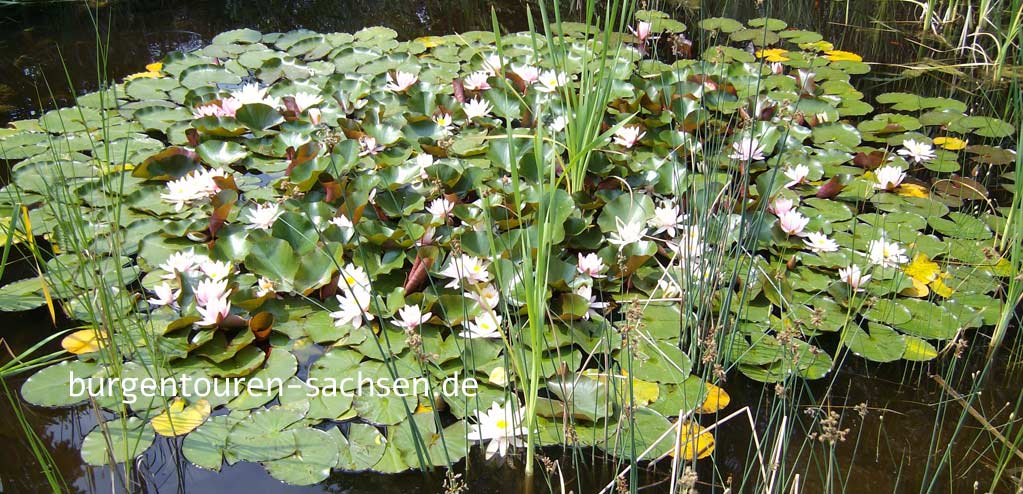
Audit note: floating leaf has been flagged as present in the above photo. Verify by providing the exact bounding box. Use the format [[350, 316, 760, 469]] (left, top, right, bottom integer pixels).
[[151, 397, 212, 436], [61, 329, 104, 355]]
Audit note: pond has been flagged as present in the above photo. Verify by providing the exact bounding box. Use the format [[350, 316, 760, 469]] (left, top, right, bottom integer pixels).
[[0, 0, 1020, 493]]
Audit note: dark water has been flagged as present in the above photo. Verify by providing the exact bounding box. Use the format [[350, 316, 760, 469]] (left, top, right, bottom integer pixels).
[[1, 0, 1020, 493]]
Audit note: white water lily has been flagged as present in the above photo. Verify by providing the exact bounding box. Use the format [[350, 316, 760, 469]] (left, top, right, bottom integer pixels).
[[783, 164, 810, 188], [550, 115, 568, 132], [576, 253, 607, 278], [159, 249, 200, 278], [329, 289, 374, 329], [897, 139, 936, 164], [255, 277, 275, 297], [575, 283, 608, 320], [426, 197, 455, 218], [439, 254, 491, 288], [463, 97, 494, 120], [197, 294, 232, 327], [394, 304, 432, 330], [330, 215, 353, 228], [463, 71, 491, 91], [434, 112, 455, 133], [192, 97, 242, 118], [769, 197, 796, 215], [291, 92, 323, 111], [462, 311, 503, 339], [147, 282, 181, 307], [385, 71, 418, 92], [358, 135, 385, 156], [613, 125, 646, 149], [195, 278, 230, 306], [338, 264, 372, 295], [867, 237, 908, 268], [873, 165, 906, 190], [668, 225, 704, 260], [514, 64, 540, 84], [777, 210, 809, 236], [467, 283, 501, 309], [729, 137, 766, 161], [803, 232, 839, 253], [416, 226, 436, 247], [482, 54, 504, 75], [648, 200, 685, 237], [535, 69, 566, 93], [838, 265, 871, 292], [232, 83, 280, 107], [200, 259, 232, 280], [608, 218, 645, 251], [470, 401, 528, 459], [244, 202, 282, 230]]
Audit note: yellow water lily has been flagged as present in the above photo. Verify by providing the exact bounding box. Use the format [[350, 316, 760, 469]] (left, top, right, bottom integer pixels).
[[824, 50, 863, 62], [755, 48, 790, 62], [799, 40, 834, 52], [933, 136, 968, 150]]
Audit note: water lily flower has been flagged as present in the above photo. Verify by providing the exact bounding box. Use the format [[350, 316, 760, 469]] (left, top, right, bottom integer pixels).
[[613, 125, 645, 149], [394, 304, 432, 331], [434, 112, 455, 133], [358, 135, 385, 156], [201, 259, 233, 280], [768, 197, 796, 215], [463, 97, 494, 120], [608, 218, 645, 251], [768, 62, 784, 74], [463, 71, 492, 91], [197, 294, 232, 327], [482, 54, 504, 75], [873, 164, 907, 190], [427, 197, 455, 218], [729, 137, 766, 161], [329, 289, 374, 329], [415, 153, 434, 177], [575, 283, 608, 320], [657, 277, 682, 298], [777, 210, 809, 236], [467, 283, 501, 310], [897, 139, 936, 164], [803, 232, 839, 253], [577, 253, 607, 278], [385, 71, 418, 92], [514, 65, 540, 84], [630, 21, 653, 42], [469, 401, 528, 459], [439, 254, 492, 288], [550, 115, 568, 132], [783, 164, 810, 188], [868, 237, 908, 268], [416, 226, 436, 247], [232, 83, 280, 107], [462, 311, 503, 339], [338, 264, 372, 295], [838, 265, 871, 292], [648, 200, 685, 237], [291, 92, 323, 112], [147, 282, 181, 307], [307, 108, 322, 125], [255, 277, 275, 297], [195, 278, 230, 306], [244, 202, 282, 230], [535, 70, 566, 93], [192, 97, 242, 119], [159, 249, 200, 278], [668, 225, 704, 260]]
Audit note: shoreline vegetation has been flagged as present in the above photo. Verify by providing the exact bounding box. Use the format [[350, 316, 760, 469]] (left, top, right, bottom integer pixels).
[[0, 1, 1021, 493]]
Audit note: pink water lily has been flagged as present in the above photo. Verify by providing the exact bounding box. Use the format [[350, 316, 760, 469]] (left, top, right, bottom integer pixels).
[[777, 210, 809, 236]]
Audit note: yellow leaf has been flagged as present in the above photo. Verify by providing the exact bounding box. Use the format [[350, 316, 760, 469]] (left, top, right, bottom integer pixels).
[[669, 422, 715, 460], [755, 48, 789, 62], [930, 277, 955, 298], [904, 253, 940, 284], [61, 329, 104, 355], [581, 369, 659, 406], [145, 62, 164, 72], [124, 71, 162, 81], [415, 403, 434, 414], [896, 183, 929, 198], [900, 277, 930, 297], [698, 382, 730, 413], [150, 398, 211, 436], [825, 50, 863, 62], [799, 40, 834, 52], [933, 136, 967, 151], [488, 366, 508, 387], [414, 36, 445, 48]]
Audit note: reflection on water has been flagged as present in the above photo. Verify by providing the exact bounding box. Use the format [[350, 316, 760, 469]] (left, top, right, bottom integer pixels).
[[0, 0, 1018, 492]]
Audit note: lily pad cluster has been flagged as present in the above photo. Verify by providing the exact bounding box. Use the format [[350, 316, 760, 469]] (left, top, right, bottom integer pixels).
[[0, 11, 1017, 483]]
